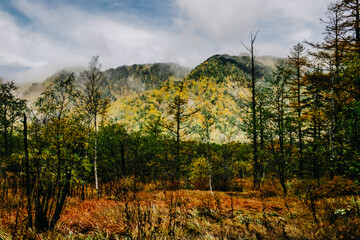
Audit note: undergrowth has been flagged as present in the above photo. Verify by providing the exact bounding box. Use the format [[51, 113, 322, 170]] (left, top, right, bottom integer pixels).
[[0, 177, 359, 239]]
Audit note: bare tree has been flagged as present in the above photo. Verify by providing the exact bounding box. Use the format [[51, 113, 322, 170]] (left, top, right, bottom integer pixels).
[[242, 31, 261, 189]]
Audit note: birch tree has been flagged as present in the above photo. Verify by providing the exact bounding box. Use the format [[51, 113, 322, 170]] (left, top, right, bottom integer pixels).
[[79, 56, 109, 199]]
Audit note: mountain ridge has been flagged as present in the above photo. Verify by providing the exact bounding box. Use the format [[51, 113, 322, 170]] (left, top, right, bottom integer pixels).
[[15, 54, 281, 142], [107, 54, 278, 142], [18, 62, 190, 103]]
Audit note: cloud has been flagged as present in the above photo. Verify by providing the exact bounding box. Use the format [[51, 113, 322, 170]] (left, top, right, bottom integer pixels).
[[173, 0, 333, 56], [0, 0, 333, 82], [174, 0, 269, 42], [12, 0, 171, 60], [0, 0, 178, 82], [0, 9, 43, 67]]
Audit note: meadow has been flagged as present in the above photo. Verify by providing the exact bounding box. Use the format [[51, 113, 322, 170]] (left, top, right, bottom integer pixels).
[[1, 177, 359, 239]]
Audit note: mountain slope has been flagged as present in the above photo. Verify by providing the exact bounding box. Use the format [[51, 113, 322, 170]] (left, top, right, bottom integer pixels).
[[103, 63, 189, 101], [18, 63, 189, 104], [108, 54, 274, 142], [16, 54, 277, 142]]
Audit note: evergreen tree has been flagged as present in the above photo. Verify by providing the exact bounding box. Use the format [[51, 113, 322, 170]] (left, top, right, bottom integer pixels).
[[288, 43, 307, 176]]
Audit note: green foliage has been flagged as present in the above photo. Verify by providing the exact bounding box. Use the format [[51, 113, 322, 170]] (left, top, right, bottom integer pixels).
[[0, 81, 26, 158], [108, 54, 274, 143], [29, 72, 89, 230], [338, 101, 360, 180], [186, 54, 272, 85], [189, 157, 210, 190], [97, 122, 129, 181]]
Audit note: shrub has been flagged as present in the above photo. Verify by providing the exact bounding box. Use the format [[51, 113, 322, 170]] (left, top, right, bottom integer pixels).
[[189, 157, 210, 190], [314, 176, 360, 198], [260, 179, 282, 198]]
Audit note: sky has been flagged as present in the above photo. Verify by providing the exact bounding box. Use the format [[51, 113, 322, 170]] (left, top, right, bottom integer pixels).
[[0, 0, 333, 83]]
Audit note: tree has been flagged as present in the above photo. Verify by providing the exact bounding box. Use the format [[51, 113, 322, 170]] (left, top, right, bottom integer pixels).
[[307, 2, 348, 178], [299, 0, 360, 182], [0, 81, 26, 158], [98, 122, 129, 181], [242, 31, 261, 188], [23, 112, 32, 228], [339, 101, 360, 180], [264, 66, 295, 195], [333, 54, 360, 179], [142, 115, 167, 180], [163, 81, 199, 182], [288, 43, 307, 176], [339, 0, 360, 53], [198, 105, 215, 193], [302, 71, 328, 184], [31, 72, 87, 230], [79, 56, 109, 199]]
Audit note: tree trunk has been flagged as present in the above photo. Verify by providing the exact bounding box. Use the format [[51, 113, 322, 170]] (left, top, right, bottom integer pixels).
[[248, 32, 260, 189], [94, 112, 100, 199], [120, 142, 126, 176], [176, 96, 181, 182], [24, 113, 33, 228], [50, 170, 71, 229], [297, 63, 304, 176], [4, 105, 8, 156], [356, 0, 360, 51]]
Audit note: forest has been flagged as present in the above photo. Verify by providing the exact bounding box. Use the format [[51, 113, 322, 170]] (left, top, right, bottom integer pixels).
[[0, 0, 360, 239]]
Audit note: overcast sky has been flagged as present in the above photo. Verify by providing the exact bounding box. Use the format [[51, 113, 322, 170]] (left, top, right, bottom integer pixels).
[[0, 0, 333, 82]]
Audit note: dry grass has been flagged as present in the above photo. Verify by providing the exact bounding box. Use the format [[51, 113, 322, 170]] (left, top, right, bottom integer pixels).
[[0, 179, 359, 239]]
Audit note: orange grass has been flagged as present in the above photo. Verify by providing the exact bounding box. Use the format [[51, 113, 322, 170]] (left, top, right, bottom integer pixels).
[[0, 180, 359, 239], [55, 190, 306, 238]]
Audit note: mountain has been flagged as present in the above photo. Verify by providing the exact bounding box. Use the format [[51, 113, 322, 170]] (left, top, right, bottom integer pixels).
[[15, 54, 279, 142], [17, 67, 84, 103], [102, 63, 189, 101], [108, 54, 275, 142], [18, 63, 190, 104], [185, 54, 273, 83]]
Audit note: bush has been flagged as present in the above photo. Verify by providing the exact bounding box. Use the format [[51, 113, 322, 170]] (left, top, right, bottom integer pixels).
[[189, 157, 210, 190], [260, 179, 282, 198], [314, 176, 360, 198]]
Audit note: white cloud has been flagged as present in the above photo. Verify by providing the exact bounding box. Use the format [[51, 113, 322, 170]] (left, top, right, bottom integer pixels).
[[173, 0, 333, 56], [0, 9, 45, 67], [174, 0, 269, 41], [0, 0, 179, 82], [0, 0, 333, 82]]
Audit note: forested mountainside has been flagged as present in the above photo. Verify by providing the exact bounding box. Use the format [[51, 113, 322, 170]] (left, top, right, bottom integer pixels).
[[108, 54, 274, 142], [16, 55, 275, 142]]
